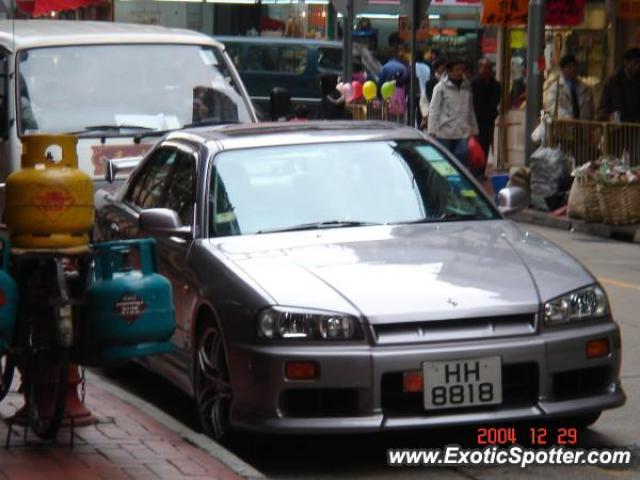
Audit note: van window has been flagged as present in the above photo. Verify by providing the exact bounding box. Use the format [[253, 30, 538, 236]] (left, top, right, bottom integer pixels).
[[246, 45, 308, 74], [318, 48, 342, 71], [16, 44, 252, 135]]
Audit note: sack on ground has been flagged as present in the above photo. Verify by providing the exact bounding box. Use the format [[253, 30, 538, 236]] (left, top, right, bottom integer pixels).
[[529, 146, 569, 211]]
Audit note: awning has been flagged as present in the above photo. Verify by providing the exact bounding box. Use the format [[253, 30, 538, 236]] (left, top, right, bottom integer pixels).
[[17, 0, 107, 17]]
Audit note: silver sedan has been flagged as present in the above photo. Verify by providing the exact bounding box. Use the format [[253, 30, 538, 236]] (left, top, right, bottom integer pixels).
[[95, 121, 625, 441]]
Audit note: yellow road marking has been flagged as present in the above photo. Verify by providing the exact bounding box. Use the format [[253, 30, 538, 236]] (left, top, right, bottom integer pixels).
[[599, 277, 640, 291]]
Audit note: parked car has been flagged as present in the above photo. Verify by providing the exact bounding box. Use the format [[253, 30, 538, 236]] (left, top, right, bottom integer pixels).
[[95, 121, 624, 441], [215, 36, 381, 118], [0, 20, 256, 209]]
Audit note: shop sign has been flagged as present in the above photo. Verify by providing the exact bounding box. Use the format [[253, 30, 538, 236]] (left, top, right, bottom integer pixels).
[[618, 0, 640, 19], [545, 0, 585, 26], [480, 0, 528, 25]]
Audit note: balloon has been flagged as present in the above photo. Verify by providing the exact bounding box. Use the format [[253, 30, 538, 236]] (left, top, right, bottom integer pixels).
[[351, 81, 363, 101], [342, 83, 354, 103], [381, 81, 396, 100], [362, 80, 377, 101], [336, 82, 344, 93]]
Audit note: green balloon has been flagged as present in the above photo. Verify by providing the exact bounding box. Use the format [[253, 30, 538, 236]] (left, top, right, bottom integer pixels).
[[381, 81, 396, 100]]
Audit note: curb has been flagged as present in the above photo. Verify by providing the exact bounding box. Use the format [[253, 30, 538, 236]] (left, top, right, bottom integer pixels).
[[512, 209, 640, 244], [86, 370, 266, 480]]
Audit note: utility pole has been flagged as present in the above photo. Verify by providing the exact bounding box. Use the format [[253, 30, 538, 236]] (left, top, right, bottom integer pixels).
[[524, 0, 546, 165], [342, 0, 354, 83]]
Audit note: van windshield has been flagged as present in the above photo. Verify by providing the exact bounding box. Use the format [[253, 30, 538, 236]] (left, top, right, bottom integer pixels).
[[17, 44, 253, 135]]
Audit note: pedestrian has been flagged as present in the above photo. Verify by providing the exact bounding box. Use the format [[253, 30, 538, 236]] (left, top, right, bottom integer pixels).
[[427, 59, 479, 167], [378, 50, 409, 88], [471, 57, 501, 175], [426, 48, 442, 70], [418, 57, 446, 129], [596, 47, 640, 123], [543, 53, 594, 120], [510, 63, 527, 109], [596, 47, 640, 159], [414, 49, 430, 127]]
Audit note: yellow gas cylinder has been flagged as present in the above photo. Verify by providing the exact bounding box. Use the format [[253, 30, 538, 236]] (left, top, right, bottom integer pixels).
[[5, 134, 94, 249]]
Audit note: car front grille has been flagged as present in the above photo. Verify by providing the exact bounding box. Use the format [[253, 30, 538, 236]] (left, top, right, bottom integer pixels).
[[372, 314, 537, 345], [381, 362, 539, 417]]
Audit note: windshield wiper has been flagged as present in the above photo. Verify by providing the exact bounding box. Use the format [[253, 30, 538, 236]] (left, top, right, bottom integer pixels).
[[133, 120, 240, 144], [257, 220, 381, 234], [72, 124, 155, 135]]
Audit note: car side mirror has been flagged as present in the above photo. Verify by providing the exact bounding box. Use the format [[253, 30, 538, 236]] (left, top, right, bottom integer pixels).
[[138, 208, 192, 239], [498, 186, 528, 215], [105, 156, 143, 183]]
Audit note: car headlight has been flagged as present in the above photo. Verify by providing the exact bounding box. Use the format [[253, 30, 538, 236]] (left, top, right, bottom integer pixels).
[[543, 285, 609, 326], [257, 307, 362, 340]]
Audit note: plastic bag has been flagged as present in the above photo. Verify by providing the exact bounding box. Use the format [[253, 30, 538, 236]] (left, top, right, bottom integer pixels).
[[529, 145, 570, 211], [467, 136, 486, 172]]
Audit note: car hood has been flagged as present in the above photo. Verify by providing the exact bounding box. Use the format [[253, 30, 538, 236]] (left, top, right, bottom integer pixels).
[[209, 221, 594, 324]]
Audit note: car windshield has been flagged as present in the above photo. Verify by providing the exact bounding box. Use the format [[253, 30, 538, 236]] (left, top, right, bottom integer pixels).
[[17, 44, 252, 135], [209, 140, 498, 237]]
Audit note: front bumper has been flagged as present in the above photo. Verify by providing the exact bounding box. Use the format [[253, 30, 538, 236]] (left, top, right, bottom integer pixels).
[[228, 321, 625, 433]]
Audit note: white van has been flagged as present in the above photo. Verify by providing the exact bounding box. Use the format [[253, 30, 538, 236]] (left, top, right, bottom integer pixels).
[[0, 20, 257, 195]]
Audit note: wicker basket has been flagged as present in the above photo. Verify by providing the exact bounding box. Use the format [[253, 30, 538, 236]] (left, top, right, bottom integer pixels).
[[596, 181, 640, 225], [567, 176, 602, 222]]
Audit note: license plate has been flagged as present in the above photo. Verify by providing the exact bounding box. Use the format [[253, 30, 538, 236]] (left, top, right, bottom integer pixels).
[[423, 356, 502, 410]]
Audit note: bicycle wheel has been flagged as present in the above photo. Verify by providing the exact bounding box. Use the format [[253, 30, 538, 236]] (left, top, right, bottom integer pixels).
[[0, 352, 15, 401], [26, 346, 69, 440]]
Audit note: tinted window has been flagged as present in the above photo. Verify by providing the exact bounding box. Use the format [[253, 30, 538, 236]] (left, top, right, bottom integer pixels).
[[128, 148, 177, 209], [246, 45, 308, 74], [164, 153, 196, 226], [318, 48, 342, 71], [210, 141, 498, 236]]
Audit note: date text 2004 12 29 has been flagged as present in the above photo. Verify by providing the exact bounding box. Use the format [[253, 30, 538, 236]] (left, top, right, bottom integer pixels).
[[476, 427, 579, 446]]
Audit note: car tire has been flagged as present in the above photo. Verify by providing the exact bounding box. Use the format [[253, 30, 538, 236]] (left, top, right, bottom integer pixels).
[[194, 315, 233, 441]]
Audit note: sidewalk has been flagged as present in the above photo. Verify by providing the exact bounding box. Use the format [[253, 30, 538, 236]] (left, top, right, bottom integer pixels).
[[512, 208, 640, 244], [0, 370, 264, 480]]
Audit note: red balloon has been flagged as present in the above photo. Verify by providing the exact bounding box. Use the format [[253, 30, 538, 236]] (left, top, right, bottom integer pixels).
[[351, 81, 363, 101]]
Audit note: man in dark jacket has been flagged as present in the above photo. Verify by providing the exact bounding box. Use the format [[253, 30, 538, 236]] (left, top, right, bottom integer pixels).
[[471, 57, 501, 173], [597, 47, 640, 123]]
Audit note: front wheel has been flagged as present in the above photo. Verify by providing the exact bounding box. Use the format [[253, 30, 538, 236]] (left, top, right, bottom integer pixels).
[[0, 352, 16, 401], [26, 347, 70, 440], [194, 317, 233, 441]]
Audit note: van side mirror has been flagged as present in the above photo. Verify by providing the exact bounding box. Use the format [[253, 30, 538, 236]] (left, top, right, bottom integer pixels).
[[105, 156, 143, 183]]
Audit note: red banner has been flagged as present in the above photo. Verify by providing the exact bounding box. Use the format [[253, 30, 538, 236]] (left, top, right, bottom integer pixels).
[[481, 0, 528, 25], [545, 0, 585, 25], [17, 0, 105, 17]]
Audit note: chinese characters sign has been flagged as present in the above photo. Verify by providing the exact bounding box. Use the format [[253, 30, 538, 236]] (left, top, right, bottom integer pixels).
[[618, 0, 640, 19], [481, 0, 528, 25], [546, 0, 585, 25], [481, 0, 584, 25]]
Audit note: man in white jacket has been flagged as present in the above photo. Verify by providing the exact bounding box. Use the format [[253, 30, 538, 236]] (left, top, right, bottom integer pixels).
[[427, 60, 479, 166]]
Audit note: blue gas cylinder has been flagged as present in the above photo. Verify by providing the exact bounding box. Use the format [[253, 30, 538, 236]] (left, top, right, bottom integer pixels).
[[82, 239, 175, 365], [0, 238, 17, 354]]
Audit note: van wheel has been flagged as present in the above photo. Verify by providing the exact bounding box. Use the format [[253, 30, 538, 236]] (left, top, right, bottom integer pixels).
[[194, 317, 232, 441]]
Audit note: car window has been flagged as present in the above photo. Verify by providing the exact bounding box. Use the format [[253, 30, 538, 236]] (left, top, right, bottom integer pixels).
[[318, 47, 342, 71], [277, 46, 308, 74], [225, 44, 243, 70], [164, 152, 196, 226], [246, 45, 277, 72], [127, 148, 177, 209], [209, 140, 498, 236]]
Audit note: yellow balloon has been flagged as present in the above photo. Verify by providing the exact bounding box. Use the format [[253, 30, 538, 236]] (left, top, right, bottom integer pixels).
[[362, 81, 377, 101]]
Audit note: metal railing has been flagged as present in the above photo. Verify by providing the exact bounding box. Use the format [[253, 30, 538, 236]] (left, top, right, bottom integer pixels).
[[548, 119, 640, 167], [345, 103, 405, 124]]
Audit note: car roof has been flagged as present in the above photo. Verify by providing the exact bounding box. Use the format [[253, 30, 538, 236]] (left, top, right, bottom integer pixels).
[[0, 20, 222, 51], [214, 36, 342, 49], [166, 121, 427, 151]]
